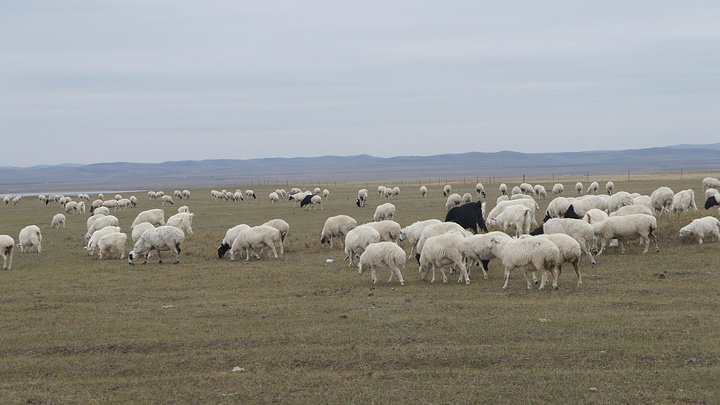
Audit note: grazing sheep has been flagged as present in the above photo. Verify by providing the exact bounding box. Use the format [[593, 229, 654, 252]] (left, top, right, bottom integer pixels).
[[499, 183, 507, 196], [475, 183, 486, 198], [563, 196, 608, 219], [672, 189, 698, 213], [85, 226, 122, 257], [161, 195, 174, 206], [87, 213, 105, 230], [705, 188, 718, 199], [607, 191, 634, 213], [373, 202, 396, 222], [4, 195, 10, 205], [511, 186, 521, 195], [415, 222, 471, 263], [705, 194, 720, 210], [391, 186, 400, 199], [496, 195, 509, 205], [530, 218, 597, 266], [535, 233, 583, 288], [520, 183, 535, 196], [245, 190, 256, 200], [320, 215, 357, 248], [488, 235, 560, 290], [313, 187, 321, 196], [461, 193, 473, 204], [131, 222, 156, 244], [310, 195, 323, 210], [582, 208, 609, 225], [650, 187, 674, 216], [229, 225, 281, 261], [128, 225, 185, 265], [18, 225, 42, 253], [444, 193, 462, 211], [419, 234, 470, 285], [323, 189, 330, 200], [594, 214, 659, 255], [378, 185, 386, 197], [605, 181, 614, 195], [0, 235, 14, 270], [131, 209, 165, 230], [363, 220, 402, 243], [443, 184, 452, 197], [166, 212, 194, 236], [534, 185, 547, 199], [633, 195, 653, 211], [116, 198, 132, 210], [487, 199, 538, 226], [611, 205, 654, 217], [102, 200, 118, 210], [586, 181, 600, 195], [679, 216, 720, 244], [262, 219, 289, 255], [460, 231, 512, 280], [344, 225, 381, 267], [182, 190, 191, 199], [97, 233, 127, 260], [358, 241, 407, 286], [702, 177, 720, 191], [399, 219, 442, 259], [544, 197, 573, 221], [177, 205, 189, 213], [85, 215, 119, 243], [12, 196, 21, 205], [575, 182, 583, 196], [174, 190, 182, 200], [218, 224, 251, 258], [65, 201, 78, 214], [51, 213, 66, 229], [446, 201, 488, 234], [487, 204, 533, 238], [552, 183, 564, 195], [356, 189, 368, 207], [420, 186, 428, 198]]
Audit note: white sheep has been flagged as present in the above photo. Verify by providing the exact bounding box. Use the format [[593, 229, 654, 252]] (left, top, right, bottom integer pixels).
[[563, 195, 608, 219], [323, 189, 330, 200], [363, 220, 402, 243], [373, 202, 396, 221], [391, 186, 400, 199], [535, 233, 582, 288], [3, 195, 10, 205], [18, 225, 42, 253], [85, 226, 122, 257], [102, 200, 118, 210], [230, 225, 281, 261], [414, 222, 471, 262], [87, 213, 105, 230], [633, 195, 653, 211], [533, 218, 597, 266], [702, 177, 720, 191], [511, 186, 521, 195], [97, 233, 128, 260], [487, 199, 539, 225], [182, 190, 191, 199], [232, 191, 244, 202], [85, 215, 119, 243], [650, 187, 674, 216], [605, 181, 615, 195], [161, 195, 174, 206], [611, 205, 654, 217], [0, 235, 14, 270], [607, 191, 634, 213], [672, 189, 698, 213], [131, 209, 165, 230], [262, 219, 289, 255], [218, 224, 251, 258], [499, 183, 507, 196], [166, 212, 194, 236], [313, 187, 321, 196], [321, 215, 357, 248], [358, 241, 407, 286], [93, 205, 109, 216], [310, 194, 323, 210], [443, 184, 452, 197], [488, 235, 559, 290], [461, 193, 473, 204], [132, 222, 156, 244], [487, 204, 532, 238], [575, 182, 583, 196], [705, 188, 719, 199], [679, 216, 720, 244], [177, 205, 189, 213], [65, 201, 78, 214], [77, 201, 86, 214], [344, 225, 381, 267], [51, 213, 66, 229], [582, 208, 609, 224], [420, 186, 427, 198], [419, 233, 470, 285], [552, 183, 564, 195], [444, 193, 462, 211], [128, 225, 185, 264], [245, 190, 256, 200], [594, 214, 659, 254], [544, 197, 573, 220], [586, 181, 600, 195], [460, 231, 512, 280], [398, 219, 442, 259], [534, 185, 547, 199], [519, 183, 535, 196], [356, 189, 368, 207], [174, 190, 182, 200]]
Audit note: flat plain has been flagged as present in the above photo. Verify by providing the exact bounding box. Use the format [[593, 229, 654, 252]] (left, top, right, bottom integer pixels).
[[1, 176, 719, 404]]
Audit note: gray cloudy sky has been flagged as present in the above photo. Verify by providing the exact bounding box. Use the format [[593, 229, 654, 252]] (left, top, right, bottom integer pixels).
[[2, 1, 719, 167]]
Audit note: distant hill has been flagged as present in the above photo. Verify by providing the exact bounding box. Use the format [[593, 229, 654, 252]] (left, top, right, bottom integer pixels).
[[1, 143, 719, 193]]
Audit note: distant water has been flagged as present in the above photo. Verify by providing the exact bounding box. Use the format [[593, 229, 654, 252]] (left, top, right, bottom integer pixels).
[[7, 190, 149, 198]]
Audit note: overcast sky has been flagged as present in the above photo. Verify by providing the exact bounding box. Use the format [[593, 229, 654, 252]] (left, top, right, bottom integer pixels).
[[2, 1, 719, 167]]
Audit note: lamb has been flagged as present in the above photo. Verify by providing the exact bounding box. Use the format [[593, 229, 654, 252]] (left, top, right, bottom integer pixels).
[[444, 193, 462, 211], [0, 235, 14, 270], [679, 216, 720, 244], [398, 219, 442, 259], [446, 201, 488, 234], [358, 241, 407, 285], [487, 235, 559, 290], [356, 188, 368, 207], [85, 226, 122, 257], [320, 215, 357, 248], [262, 219, 289, 255], [418, 234, 470, 285], [672, 189, 698, 213], [530, 218, 597, 266], [487, 204, 533, 238], [97, 233, 128, 260], [534, 185, 547, 199], [414, 222, 471, 263], [128, 225, 185, 264], [132, 222, 156, 244], [420, 186, 427, 198], [166, 212, 194, 236], [461, 193, 473, 204], [344, 225, 381, 267], [650, 187, 674, 215], [586, 181, 600, 195], [702, 177, 720, 191], [229, 225, 281, 261], [18, 225, 42, 253], [499, 183, 507, 195], [594, 214, 659, 254], [85, 215, 119, 243], [363, 220, 402, 243], [217, 224, 251, 258], [605, 181, 615, 195], [160, 195, 174, 206], [373, 202, 396, 221], [443, 184, 452, 197], [131, 209, 165, 230], [460, 231, 512, 279], [475, 183, 486, 198], [552, 183, 564, 195], [611, 205, 654, 217], [51, 213, 66, 229]]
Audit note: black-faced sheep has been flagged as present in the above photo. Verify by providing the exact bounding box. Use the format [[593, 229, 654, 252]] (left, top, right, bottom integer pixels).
[[445, 201, 488, 234], [475, 183, 486, 198], [230, 225, 282, 261], [128, 225, 185, 265], [218, 224, 251, 258]]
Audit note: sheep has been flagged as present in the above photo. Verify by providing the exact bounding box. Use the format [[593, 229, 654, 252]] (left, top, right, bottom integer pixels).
[[290, 192, 311, 208], [182, 190, 191, 199], [679, 216, 720, 244], [85, 215, 119, 243], [128, 225, 185, 265], [310, 195, 323, 210], [218, 224, 251, 258], [86, 226, 122, 256], [499, 183, 507, 196], [131, 209, 165, 230], [245, 190, 256, 200], [0, 235, 14, 270], [116, 199, 132, 210], [544, 197, 573, 221], [530, 218, 597, 266], [586, 181, 600, 195], [633, 195, 653, 211], [443, 184, 452, 197], [398, 219, 442, 259], [487, 235, 559, 290], [161, 195, 174, 206], [229, 225, 281, 261], [51, 213, 66, 229], [444, 193, 462, 211], [149, 191, 156, 200], [65, 201, 78, 214], [177, 205, 189, 213], [323, 189, 330, 200], [535, 233, 583, 288], [132, 222, 156, 244], [3, 195, 10, 205], [419, 234, 470, 285], [87, 213, 105, 230], [373, 202, 395, 222], [703, 177, 720, 191], [358, 241, 407, 286], [563, 195, 608, 219], [232, 191, 244, 202], [534, 185, 547, 199], [420, 186, 427, 198], [92, 206, 110, 216], [391, 186, 400, 199], [460, 231, 512, 280], [378, 185, 387, 197], [446, 201, 488, 234], [552, 183, 564, 195], [511, 186, 521, 195], [414, 222, 472, 263], [97, 233, 127, 260], [154, 191, 164, 199], [607, 191, 634, 213], [475, 183, 486, 198], [487, 199, 538, 226], [611, 205, 654, 217], [672, 189, 698, 213], [166, 212, 194, 236], [262, 219, 289, 255], [344, 225, 381, 267], [18, 225, 42, 253], [461, 193, 473, 204], [363, 220, 402, 243], [102, 200, 118, 210], [313, 187, 321, 196], [519, 183, 535, 196], [605, 181, 615, 195], [575, 182, 583, 195], [705, 194, 720, 210], [356, 188, 368, 207], [320, 215, 357, 248], [487, 204, 533, 238], [581, 208, 608, 225], [650, 187, 674, 215], [77, 201, 86, 214], [496, 195, 509, 205], [594, 214, 659, 255], [90, 199, 104, 212], [12, 196, 21, 205], [705, 188, 719, 199]]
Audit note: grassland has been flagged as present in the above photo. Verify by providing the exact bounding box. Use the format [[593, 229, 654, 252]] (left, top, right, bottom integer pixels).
[[1, 176, 719, 404]]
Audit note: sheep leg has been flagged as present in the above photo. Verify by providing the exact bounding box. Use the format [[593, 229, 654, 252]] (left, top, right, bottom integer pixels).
[[440, 267, 448, 284], [538, 268, 549, 290], [552, 265, 560, 290], [572, 260, 582, 287], [649, 231, 659, 252], [393, 266, 405, 286], [268, 245, 278, 259], [502, 266, 512, 289], [370, 267, 377, 284], [430, 264, 436, 284], [522, 270, 533, 290], [457, 263, 470, 285], [480, 259, 490, 279], [155, 249, 162, 264], [641, 236, 650, 253], [174, 243, 181, 264]]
